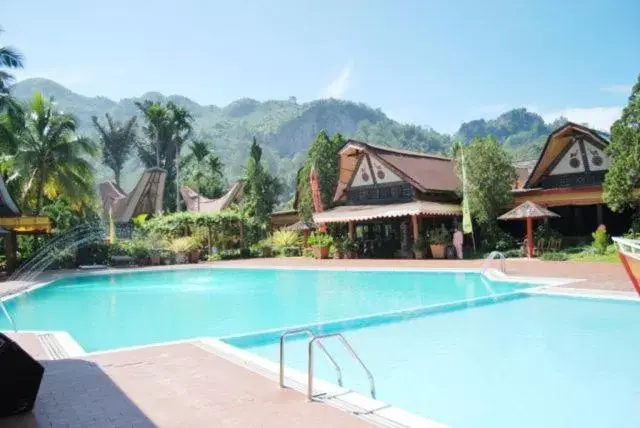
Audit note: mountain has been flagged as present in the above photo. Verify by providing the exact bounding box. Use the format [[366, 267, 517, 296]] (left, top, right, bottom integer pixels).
[[9, 78, 595, 203]]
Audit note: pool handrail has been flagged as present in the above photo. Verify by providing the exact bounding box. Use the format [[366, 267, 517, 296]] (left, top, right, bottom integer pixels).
[[482, 250, 506, 275], [279, 328, 343, 389], [308, 332, 376, 401], [0, 301, 16, 332]]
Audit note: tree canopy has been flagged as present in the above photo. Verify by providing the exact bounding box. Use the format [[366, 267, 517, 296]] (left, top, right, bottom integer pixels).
[[456, 136, 516, 226], [92, 113, 137, 186], [604, 74, 640, 214], [297, 130, 344, 221], [242, 137, 282, 228]]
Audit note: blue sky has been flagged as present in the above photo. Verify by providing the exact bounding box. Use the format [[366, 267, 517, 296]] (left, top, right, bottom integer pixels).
[[5, 0, 639, 133]]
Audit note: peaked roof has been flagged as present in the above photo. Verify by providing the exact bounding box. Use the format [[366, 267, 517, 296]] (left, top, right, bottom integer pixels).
[[0, 174, 21, 217], [99, 168, 167, 222], [498, 200, 560, 220], [181, 180, 245, 213], [333, 140, 459, 202], [524, 122, 610, 189]]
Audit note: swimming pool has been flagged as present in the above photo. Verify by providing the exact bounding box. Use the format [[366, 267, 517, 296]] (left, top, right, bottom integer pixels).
[[0, 268, 532, 351], [238, 294, 640, 428], [2, 267, 635, 427]]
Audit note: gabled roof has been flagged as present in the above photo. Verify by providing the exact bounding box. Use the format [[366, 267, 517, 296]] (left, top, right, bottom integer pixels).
[[99, 168, 167, 222], [333, 140, 459, 202], [524, 122, 610, 189], [0, 174, 21, 217], [181, 180, 245, 213]]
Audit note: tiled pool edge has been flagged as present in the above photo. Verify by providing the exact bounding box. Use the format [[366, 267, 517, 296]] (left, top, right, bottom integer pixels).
[[197, 337, 447, 428], [221, 291, 527, 348]]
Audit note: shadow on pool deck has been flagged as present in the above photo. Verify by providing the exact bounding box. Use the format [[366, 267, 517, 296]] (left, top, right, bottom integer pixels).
[[1, 339, 370, 428], [3, 359, 154, 428]]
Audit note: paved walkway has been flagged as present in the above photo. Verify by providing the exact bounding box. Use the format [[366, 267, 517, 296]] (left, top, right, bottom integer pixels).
[[212, 257, 635, 292], [3, 336, 372, 428]]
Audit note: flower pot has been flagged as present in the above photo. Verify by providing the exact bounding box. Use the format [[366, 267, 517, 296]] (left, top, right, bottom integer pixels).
[[333, 250, 343, 259], [313, 246, 330, 259], [150, 255, 161, 265], [413, 250, 425, 260], [176, 252, 189, 264], [430, 244, 446, 259], [190, 250, 200, 263]]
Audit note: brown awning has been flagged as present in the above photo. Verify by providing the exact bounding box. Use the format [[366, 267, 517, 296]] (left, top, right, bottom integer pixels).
[[313, 201, 461, 223]]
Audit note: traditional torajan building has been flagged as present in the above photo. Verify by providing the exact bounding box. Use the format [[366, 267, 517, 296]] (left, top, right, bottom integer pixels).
[[511, 122, 632, 240], [0, 175, 52, 272], [99, 168, 167, 238], [312, 140, 462, 257], [180, 180, 245, 213]]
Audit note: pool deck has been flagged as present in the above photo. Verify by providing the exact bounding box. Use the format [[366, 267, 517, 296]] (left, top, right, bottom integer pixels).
[[3, 333, 377, 428], [2, 258, 637, 427]]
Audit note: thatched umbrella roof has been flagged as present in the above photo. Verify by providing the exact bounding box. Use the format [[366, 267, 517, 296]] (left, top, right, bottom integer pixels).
[[284, 221, 315, 232], [498, 201, 560, 221]]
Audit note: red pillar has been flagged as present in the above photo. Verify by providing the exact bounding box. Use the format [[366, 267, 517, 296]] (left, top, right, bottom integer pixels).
[[526, 217, 534, 258], [411, 215, 419, 243]]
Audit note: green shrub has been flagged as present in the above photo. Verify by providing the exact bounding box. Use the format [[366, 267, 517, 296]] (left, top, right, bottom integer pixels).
[[282, 246, 302, 257], [307, 232, 333, 248], [270, 230, 300, 249], [502, 249, 521, 258], [302, 247, 314, 258], [540, 252, 568, 261], [426, 226, 450, 245], [591, 225, 609, 255], [169, 236, 200, 253]]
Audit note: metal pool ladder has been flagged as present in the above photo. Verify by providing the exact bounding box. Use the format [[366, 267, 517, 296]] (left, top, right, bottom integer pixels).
[[279, 329, 376, 401], [280, 328, 343, 389], [481, 250, 506, 275]]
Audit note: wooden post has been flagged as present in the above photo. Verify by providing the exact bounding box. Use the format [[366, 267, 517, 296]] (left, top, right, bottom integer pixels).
[[348, 221, 355, 239], [4, 231, 17, 273], [411, 215, 419, 243], [526, 217, 534, 258], [597, 204, 604, 226]]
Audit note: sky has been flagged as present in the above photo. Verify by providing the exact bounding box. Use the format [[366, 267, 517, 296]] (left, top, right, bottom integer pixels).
[[4, 0, 640, 133]]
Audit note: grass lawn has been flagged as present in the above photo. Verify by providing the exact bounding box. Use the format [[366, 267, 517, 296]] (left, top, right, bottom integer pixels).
[[561, 244, 620, 263]]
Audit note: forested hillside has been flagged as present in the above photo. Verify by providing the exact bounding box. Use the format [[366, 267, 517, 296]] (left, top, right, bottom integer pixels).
[[10, 78, 603, 203]]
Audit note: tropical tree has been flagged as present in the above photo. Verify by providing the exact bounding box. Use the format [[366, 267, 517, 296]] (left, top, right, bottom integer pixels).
[[604, 74, 640, 219], [0, 27, 24, 93], [456, 136, 516, 227], [135, 100, 193, 211], [91, 113, 137, 186], [243, 137, 282, 227], [183, 140, 210, 211], [297, 130, 344, 221], [13, 92, 97, 213]]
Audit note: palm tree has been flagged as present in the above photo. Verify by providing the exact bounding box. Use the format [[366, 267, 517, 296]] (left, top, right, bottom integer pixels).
[[184, 140, 210, 211], [167, 102, 192, 211], [0, 27, 24, 93], [92, 113, 137, 186], [15, 92, 96, 213], [135, 100, 193, 212]]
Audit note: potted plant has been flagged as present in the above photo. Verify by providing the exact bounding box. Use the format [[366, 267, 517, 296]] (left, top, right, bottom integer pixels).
[[169, 237, 198, 264], [412, 236, 426, 259], [333, 238, 344, 259], [343, 238, 358, 259], [307, 232, 333, 259], [427, 226, 450, 259]]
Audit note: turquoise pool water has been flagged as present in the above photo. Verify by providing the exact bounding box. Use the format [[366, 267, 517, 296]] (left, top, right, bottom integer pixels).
[[0, 268, 531, 351], [241, 295, 640, 428]]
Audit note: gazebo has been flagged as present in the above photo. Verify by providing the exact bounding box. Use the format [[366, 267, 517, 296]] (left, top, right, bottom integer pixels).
[[0, 175, 52, 272], [498, 200, 560, 258]]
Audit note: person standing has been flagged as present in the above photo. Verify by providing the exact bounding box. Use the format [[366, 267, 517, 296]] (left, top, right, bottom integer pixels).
[[453, 227, 464, 259]]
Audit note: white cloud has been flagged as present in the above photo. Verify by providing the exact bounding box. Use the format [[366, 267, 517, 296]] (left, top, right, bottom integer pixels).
[[600, 84, 632, 94], [324, 62, 353, 99], [531, 106, 622, 131]]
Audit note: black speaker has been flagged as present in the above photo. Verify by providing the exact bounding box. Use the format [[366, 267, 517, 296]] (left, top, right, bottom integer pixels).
[[0, 333, 45, 416]]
